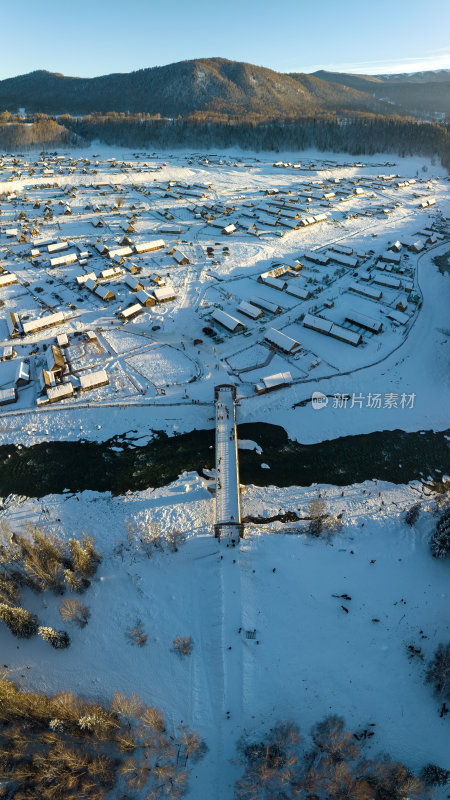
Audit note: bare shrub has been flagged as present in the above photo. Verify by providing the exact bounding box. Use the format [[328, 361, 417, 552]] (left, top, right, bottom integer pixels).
[[308, 497, 326, 520], [166, 528, 186, 553], [236, 721, 301, 799], [179, 726, 208, 764], [59, 599, 90, 628], [1, 523, 99, 602], [173, 635, 193, 657], [127, 516, 187, 557], [126, 619, 147, 647], [310, 714, 359, 763], [308, 498, 325, 537], [236, 715, 424, 800], [127, 518, 163, 556], [20, 523, 66, 593], [0, 676, 117, 798], [0, 523, 65, 593], [68, 534, 101, 577], [0, 569, 20, 605]]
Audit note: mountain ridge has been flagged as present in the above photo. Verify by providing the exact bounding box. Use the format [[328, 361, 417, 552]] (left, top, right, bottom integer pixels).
[[0, 58, 402, 118], [0, 58, 448, 119]]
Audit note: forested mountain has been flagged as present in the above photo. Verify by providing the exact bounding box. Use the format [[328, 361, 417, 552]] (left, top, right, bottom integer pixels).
[[0, 58, 448, 167], [0, 58, 398, 118], [313, 69, 450, 117]]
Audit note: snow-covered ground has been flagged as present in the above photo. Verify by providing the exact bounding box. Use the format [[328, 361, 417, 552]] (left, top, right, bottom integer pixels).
[[0, 476, 448, 799], [0, 147, 448, 447], [1, 148, 448, 798]]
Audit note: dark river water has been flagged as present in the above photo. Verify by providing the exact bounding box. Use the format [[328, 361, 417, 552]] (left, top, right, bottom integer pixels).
[[0, 424, 448, 498]]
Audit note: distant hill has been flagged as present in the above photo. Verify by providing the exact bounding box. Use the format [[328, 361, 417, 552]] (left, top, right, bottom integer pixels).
[[376, 69, 450, 83], [0, 58, 396, 118], [312, 69, 450, 117]]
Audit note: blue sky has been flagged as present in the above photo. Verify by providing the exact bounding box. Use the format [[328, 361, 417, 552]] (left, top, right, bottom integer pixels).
[[2, 0, 449, 79]]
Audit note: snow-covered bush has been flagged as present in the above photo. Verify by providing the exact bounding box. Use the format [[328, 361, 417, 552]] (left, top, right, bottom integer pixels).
[[0, 603, 38, 638], [425, 642, 450, 699], [430, 504, 450, 558], [64, 568, 91, 593], [405, 502, 421, 526], [38, 625, 70, 649], [421, 762, 450, 786]]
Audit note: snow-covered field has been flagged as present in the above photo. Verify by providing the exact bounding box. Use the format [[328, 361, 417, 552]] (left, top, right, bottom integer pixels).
[[0, 476, 448, 798]]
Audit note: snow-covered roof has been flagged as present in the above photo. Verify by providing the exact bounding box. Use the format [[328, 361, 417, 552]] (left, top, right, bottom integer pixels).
[[0, 387, 17, 405], [349, 282, 382, 300], [326, 251, 358, 268], [345, 309, 383, 333], [79, 369, 109, 391], [250, 295, 281, 313], [387, 309, 409, 325], [107, 246, 133, 259], [153, 286, 176, 302], [120, 303, 142, 319], [100, 266, 123, 279], [286, 283, 310, 300], [211, 308, 246, 332], [172, 250, 190, 264], [22, 312, 65, 336], [373, 274, 401, 289], [262, 371, 293, 389], [49, 252, 77, 267], [237, 300, 262, 319], [303, 313, 333, 334], [0, 272, 18, 287], [380, 250, 401, 264], [15, 360, 30, 383], [264, 327, 300, 352], [136, 289, 155, 305], [48, 241, 68, 253], [125, 275, 143, 290], [260, 275, 286, 291], [134, 239, 165, 254], [47, 382, 73, 402], [304, 253, 330, 266], [329, 323, 362, 346], [95, 284, 115, 300]]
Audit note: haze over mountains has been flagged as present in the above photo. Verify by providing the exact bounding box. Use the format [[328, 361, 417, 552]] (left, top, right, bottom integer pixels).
[[0, 58, 448, 119], [312, 69, 450, 117]]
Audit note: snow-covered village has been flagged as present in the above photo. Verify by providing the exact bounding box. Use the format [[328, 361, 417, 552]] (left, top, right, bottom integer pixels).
[[0, 2, 449, 799]]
